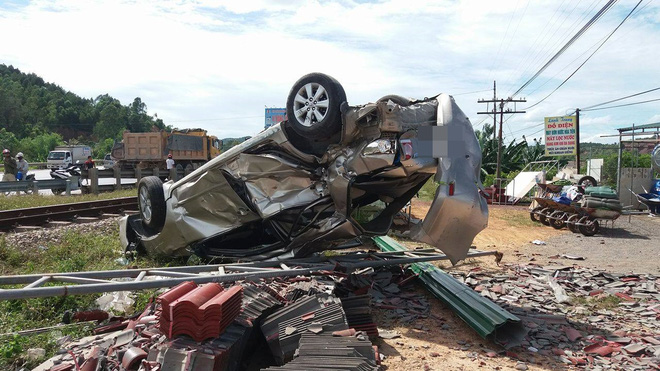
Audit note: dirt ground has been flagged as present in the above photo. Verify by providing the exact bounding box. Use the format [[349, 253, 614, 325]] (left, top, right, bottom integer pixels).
[[374, 200, 659, 371]]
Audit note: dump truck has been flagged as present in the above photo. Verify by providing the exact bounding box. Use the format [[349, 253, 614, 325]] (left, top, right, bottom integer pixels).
[[111, 129, 222, 172], [47, 145, 92, 169]]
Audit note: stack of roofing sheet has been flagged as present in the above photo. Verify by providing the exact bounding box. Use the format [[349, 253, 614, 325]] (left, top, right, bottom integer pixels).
[[262, 332, 379, 370], [261, 294, 349, 364], [149, 323, 249, 371], [340, 295, 379, 338], [235, 283, 284, 326], [156, 281, 243, 342]]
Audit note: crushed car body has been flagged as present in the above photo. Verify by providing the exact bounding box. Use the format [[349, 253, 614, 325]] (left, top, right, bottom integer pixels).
[[119, 73, 488, 263]]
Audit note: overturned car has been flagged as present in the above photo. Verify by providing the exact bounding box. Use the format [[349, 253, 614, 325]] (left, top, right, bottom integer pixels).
[[120, 73, 488, 263]]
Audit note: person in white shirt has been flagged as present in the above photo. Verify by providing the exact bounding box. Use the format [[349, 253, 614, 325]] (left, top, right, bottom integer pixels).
[[16, 152, 29, 179], [166, 154, 175, 170]]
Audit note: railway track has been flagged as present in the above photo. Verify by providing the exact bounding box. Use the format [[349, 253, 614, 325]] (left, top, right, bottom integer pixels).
[[0, 197, 138, 231]]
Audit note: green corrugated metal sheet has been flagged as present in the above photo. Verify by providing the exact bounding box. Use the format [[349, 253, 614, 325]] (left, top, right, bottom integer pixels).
[[373, 236, 526, 347]]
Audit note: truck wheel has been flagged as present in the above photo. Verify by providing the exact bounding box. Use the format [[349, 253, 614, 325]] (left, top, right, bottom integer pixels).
[[138, 176, 166, 233], [286, 73, 346, 140]]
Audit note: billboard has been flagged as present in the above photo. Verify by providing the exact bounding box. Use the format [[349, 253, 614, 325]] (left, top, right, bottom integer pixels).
[[265, 108, 286, 129], [544, 116, 577, 156]]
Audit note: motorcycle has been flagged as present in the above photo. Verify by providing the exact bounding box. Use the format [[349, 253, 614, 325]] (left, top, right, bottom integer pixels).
[[49, 162, 82, 194]]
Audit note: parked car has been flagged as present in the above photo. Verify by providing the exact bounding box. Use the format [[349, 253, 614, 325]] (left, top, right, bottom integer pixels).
[[119, 73, 488, 263]]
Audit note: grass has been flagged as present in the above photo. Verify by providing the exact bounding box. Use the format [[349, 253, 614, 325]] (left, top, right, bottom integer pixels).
[[494, 209, 538, 228], [417, 178, 439, 202], [571, 295, 622, 316], [0, 222, 176, 369], [0, 189, 136, 211]]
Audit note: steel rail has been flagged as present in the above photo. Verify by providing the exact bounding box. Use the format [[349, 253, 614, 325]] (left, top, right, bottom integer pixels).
[[0, 249, 498, 300], [0, 197, 137, 230]]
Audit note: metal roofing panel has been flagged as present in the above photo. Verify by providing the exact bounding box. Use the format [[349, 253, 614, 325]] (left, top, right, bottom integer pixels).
[[373, 236, 526, 347]]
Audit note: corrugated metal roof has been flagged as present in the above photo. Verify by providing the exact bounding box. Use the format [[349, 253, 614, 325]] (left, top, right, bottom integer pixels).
[[617, 122, 660, 132], [373, 236, 526, 347]]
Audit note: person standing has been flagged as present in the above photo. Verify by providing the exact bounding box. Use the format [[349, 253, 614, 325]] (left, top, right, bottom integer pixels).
[[16, 152, 29, 180], [2, 149, 18, 181], [166, 154, 175, 170], [84, 155, 95, 170]]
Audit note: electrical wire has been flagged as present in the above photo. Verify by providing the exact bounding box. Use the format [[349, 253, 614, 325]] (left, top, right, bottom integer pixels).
[[581, 86, 660, 110], [525, 0, 650, 98], [503, 0, 593, 96], [512, 0, 618, 97], [453, 89, 492, 96], [168, 115, 264, 122], [510, 0, 602, 96], [486, 0, 521, 82], [522, 0, 643, 110], [581, 97, 660, 111]]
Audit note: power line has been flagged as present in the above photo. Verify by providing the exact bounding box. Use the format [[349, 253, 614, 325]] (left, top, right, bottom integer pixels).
[[581, 97, 660, 111], [512, 0, 618, 97], [453, 89, 493, 96], [503, 0, 594, 97], [168, 115, 264, 123], [486, 0, 521, 82], [523, 0, 643, 110], [581, 86, 660, 110]]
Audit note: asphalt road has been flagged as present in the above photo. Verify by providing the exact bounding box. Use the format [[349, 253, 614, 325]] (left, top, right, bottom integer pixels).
[[1, 168, 136, 195]]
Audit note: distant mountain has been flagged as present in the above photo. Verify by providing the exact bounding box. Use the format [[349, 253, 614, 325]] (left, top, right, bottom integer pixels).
[[220, 136, 251, 151]]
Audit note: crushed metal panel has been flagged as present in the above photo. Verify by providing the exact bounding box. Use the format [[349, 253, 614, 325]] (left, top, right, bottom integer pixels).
[[374, 236, 525, 348], [411, 94, 488, 264]]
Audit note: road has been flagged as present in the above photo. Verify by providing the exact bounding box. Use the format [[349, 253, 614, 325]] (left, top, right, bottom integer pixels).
[[1, 168, 136, 196]]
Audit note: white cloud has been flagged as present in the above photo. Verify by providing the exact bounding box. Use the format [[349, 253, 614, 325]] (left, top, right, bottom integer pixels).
[[0, 0, 658, 140]]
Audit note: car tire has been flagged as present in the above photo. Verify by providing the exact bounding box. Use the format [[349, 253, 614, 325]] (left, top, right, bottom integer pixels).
[[138, 176, 166, 233], [577, 176, 597, 189], [377, 94, 413, 107], [286, 73, 346, 140]]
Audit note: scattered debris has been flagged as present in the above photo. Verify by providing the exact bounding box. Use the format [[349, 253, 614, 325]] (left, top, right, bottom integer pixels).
[[531, 240, 546, 245], [454, 263, 660, 369]]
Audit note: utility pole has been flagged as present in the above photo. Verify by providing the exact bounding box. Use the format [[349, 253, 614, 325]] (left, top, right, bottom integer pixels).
[[477, 90, 526, 192], [492, 81, 497, 144], [575, 108, 581, 172]]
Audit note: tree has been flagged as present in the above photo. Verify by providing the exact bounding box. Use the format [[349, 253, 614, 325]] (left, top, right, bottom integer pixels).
[[601, 151, 651, 188]]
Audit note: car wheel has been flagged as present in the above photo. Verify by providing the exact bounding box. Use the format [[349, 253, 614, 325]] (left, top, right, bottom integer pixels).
[[51, 188, 64, 195], [579, 220, 599, 236], [577, 176, 597, 189], [377, 94, 413, 107], [138, 176, 166, 233], [286, 73, 346, 139]]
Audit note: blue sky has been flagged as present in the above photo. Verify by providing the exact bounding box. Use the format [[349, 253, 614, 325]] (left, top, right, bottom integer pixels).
[[0, 0, 658, 143]]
